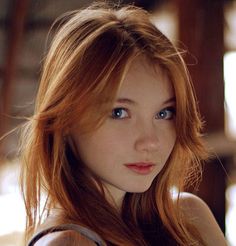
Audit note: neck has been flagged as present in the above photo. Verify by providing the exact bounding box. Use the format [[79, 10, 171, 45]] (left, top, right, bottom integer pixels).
[[102, 183, 126, 212]]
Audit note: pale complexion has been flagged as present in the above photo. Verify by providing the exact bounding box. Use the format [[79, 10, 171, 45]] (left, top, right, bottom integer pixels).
[[36, 57, 227, 245], [71, 56, 176, 207]]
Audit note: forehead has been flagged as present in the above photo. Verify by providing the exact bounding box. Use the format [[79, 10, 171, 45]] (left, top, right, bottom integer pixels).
[[116, 56, 174, 102]]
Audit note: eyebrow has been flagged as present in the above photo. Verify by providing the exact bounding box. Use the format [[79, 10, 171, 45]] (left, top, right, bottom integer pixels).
[[116, 97, 176, 105], [163, 97, 176, 105], [116, 98, 137, 105]]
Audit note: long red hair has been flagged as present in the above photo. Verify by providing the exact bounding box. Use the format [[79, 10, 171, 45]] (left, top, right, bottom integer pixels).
[[21, 3, 208, 245]]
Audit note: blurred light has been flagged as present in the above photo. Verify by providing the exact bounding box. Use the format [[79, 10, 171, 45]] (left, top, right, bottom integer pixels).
[[170, 185, 179, 198], [0, 161, 26, 237], [0, 193, 25, 236], [151, 3, 177, 42], [226, 184, 236, 246], [224, 52, 236, 139]]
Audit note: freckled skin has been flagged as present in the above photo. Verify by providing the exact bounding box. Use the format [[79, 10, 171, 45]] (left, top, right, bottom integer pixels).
[[35, 59, 227, 246], [71, 56, 176, 203]]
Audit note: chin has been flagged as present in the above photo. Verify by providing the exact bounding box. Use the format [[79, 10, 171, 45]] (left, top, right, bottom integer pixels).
[[124, 182, 153, 193]]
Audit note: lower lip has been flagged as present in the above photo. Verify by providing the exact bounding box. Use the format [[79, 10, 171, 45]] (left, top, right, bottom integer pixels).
[[125, 164, 154, 175]]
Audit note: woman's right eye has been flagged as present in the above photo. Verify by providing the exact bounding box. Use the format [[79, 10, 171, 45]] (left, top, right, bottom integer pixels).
[[111, 108, 129, 119]]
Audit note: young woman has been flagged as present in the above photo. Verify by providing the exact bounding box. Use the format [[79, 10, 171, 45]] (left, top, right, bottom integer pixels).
[[21, 3, 226, 246]]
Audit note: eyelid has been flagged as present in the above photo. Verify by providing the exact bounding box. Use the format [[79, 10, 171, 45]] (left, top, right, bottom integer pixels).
[[164, 106, 176, 112]]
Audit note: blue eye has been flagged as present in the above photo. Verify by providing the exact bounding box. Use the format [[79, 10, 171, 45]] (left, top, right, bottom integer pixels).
[[156, 107, 176, 120], [111, 108, 129, 119]]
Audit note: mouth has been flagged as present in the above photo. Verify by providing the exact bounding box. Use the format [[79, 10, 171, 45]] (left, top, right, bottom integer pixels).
[[124, 162, 155, 175]]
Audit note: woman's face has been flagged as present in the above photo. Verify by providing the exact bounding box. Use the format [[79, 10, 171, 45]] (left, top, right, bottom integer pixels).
[[71, 56, 176, 205]]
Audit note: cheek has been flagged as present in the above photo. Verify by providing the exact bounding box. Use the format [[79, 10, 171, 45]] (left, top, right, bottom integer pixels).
[[170, 124, 176, 140], [73, 129, 122, 165], [162, 124, 176, 155]]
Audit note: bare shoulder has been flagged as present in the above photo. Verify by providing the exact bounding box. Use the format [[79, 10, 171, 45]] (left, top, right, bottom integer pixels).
[[34, 230, 97, 246], [175, 192, 227, 246]]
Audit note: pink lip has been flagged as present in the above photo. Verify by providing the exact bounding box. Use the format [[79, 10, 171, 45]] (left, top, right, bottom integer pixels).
[[124, 162, 155, 175]]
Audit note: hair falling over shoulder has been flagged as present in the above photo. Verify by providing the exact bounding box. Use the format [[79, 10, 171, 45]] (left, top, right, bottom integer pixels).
[[20, 2, 209, 245]]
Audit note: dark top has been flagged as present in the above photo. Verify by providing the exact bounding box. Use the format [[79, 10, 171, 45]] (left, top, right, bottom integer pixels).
[[27, 223, 104, 246]]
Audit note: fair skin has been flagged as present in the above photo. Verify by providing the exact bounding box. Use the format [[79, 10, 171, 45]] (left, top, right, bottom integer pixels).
[[178, 192, 227, 246], [71, 56, 176, 206], [35, 57, 227, 245]]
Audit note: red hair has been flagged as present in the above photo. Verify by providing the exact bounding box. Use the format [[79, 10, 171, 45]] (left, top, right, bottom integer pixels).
[[21, 3, 208, 245]]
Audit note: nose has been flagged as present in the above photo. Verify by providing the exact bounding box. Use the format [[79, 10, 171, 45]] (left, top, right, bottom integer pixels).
[[134, 123, 159, 153]]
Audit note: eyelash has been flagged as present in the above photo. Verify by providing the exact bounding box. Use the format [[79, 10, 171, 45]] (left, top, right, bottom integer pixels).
[[111, 107, 176, 120], [156, 107, 176, 120]]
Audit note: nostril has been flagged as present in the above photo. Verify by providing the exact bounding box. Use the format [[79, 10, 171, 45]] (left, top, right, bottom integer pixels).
[[134, 135, 159, 153]]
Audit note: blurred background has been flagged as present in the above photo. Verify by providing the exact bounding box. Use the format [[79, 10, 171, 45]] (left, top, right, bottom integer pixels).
[[0, 0, 236, 245]]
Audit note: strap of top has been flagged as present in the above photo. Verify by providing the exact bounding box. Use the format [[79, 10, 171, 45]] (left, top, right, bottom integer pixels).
[[27, 224, 104, 246]]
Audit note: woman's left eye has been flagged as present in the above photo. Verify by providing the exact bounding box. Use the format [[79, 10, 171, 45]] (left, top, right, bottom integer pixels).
[[156, 107, 176, 120]]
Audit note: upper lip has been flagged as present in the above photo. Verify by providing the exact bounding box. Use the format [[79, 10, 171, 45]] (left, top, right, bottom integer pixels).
[[124, 162, 155, 166]]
